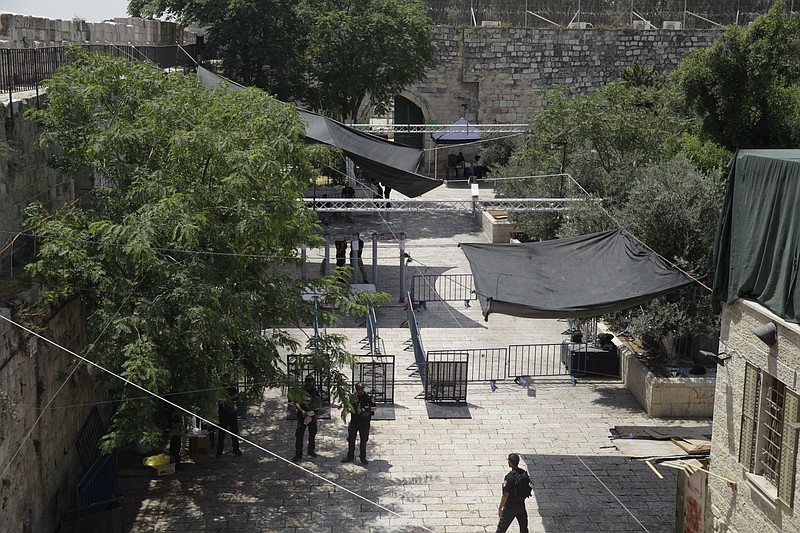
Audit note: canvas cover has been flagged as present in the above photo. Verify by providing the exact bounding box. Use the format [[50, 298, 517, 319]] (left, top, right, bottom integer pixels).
[[197, 66, 442, 198], [461, 229, 694, 320], [712, 150, 800, 322], [431, 116, 480, 145]]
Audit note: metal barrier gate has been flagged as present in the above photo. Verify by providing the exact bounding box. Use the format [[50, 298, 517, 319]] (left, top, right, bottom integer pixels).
[[426, 348, 508, 382], [425, 361, 468, 402], [411, 273, 476, 305], [353, 355, 395, 404], [508, 343, 571, 378]]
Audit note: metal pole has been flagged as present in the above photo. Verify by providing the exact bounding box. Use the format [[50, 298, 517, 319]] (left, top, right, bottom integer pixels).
[[323, 233, 331, 277], [525, 0, 528, 27], [350, 232, 359, 284], [399, 232, 406, 302], [371, 232, 378, 288], [300, 243, 307, 279]]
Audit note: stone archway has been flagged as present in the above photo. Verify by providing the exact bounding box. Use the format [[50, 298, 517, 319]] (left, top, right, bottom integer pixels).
[[393, 94, 425, 149]]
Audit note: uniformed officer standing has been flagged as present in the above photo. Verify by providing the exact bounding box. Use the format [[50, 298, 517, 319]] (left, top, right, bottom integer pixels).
[[341, 383, 377, 465], [292, 374, 322, 462]]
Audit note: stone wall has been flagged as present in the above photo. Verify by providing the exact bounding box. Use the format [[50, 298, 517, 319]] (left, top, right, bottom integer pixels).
[[0, 294, 111, 533], [708, 299, 800, 533], [0, 13, 200, 48], [406, 26, 718, 125], [1, 94, 84, 277]]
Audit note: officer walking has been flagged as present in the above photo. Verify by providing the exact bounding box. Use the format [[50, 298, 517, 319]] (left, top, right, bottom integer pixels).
[[495, 453, 529, 533], [341, 383, 377, 465]]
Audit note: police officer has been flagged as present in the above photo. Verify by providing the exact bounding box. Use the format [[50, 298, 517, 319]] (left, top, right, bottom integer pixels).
[[292, 374, 322, 462], [341, 383, 376, 465], [495, 453, 529, 533], [216, 374, 242, 458]]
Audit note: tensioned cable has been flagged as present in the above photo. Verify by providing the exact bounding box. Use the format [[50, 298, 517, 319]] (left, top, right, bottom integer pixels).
[[0, 276, 143, 482], [563, 172, 712, 292], [0, 313, 435, 533], [422, 131, 526, 152], [575, 455, 651, 532]]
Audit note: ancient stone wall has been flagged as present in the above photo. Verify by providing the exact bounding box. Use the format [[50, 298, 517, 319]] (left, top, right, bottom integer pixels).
[[0, 13, 200, 48], [0, 295, 111, 533], [407, 26, 718, 125]]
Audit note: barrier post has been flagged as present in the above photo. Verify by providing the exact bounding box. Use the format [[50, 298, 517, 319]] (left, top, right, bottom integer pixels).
[[350, 232, 359, 284], [399, 232, 406, 302], [371, 231, 378, 287], [300, 243, 307, 279], [322, 233, 331, 277]]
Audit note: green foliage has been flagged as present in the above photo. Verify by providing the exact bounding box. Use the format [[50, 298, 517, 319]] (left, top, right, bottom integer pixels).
[[676, 1, 800, 150], [620, 60, 666, 89], [25, 51, 385, 450], [129, 0, 436, 122]]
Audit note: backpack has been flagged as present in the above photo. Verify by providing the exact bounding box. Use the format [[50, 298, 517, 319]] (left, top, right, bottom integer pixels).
[[512, 470, 532, 499]]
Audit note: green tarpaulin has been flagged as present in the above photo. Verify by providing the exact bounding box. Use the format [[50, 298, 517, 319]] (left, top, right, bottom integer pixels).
[[712, 150, 800, 322]]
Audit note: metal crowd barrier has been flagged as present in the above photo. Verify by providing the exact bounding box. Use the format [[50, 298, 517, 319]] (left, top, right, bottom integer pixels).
[[411, 273, 476, 306], [426, 347, 508, 382]]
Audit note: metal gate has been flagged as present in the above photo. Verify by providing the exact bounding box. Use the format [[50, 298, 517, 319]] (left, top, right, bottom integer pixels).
[[411, 273, 476, 304], [425, 360, 468, 402], [508, 343, 571, 378], [426, 348, 508, 381], [353, 355, 395, 404]]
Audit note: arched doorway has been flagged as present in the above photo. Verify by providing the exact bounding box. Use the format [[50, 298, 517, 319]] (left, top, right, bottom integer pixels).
[[393, 95, 424, 149]]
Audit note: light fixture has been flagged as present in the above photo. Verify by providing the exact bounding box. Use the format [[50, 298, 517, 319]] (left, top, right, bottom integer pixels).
[[752, 322, 778, 347], [699, 350, 732, 365]]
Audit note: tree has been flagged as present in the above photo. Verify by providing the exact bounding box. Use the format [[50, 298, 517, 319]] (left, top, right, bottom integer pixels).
[[297, 0, 436, 121], [128, 0, 436, 121], [26, 50, 383, 451], [676, 0, 800, 150]]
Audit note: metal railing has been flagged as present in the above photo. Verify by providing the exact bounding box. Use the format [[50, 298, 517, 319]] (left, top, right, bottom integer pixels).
[[405, 291, 427, 382], [301, 197, 587, 212], [411, 273, 476, 305], [1, 43, 199, 95], [508, 343, 571, 378], [427, 348, 508, 382], [424, 0, 777, 29], [353, 355, 395, 404]]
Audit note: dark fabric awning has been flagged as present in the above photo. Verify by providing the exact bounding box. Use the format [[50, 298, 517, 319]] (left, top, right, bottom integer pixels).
[[431, 116, 480, 145], [197, 66, 442, 198], [461, 229, 695, 320], [712, 150, 800, 322]]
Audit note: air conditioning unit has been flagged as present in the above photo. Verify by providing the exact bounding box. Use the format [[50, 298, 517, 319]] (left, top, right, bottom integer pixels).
[[567, 22, 593, 30], [632, 20, 652, 30], [662, 21, 683, 30], [481, 20, 501, 28]]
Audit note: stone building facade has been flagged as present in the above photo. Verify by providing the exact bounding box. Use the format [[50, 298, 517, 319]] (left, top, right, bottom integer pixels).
[[708, 299, 800, 532]]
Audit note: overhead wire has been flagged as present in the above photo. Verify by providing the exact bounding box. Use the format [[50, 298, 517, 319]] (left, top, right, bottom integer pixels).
[[0, 312, 435, 533]]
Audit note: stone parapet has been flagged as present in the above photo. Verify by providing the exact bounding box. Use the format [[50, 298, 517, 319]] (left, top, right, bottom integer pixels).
[[0, 12, 200, 48]]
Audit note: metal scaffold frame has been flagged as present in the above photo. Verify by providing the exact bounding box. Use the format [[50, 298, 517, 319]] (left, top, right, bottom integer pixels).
[[302, 197, 588, 212]]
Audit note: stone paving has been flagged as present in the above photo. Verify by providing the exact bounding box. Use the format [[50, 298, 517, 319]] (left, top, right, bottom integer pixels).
[[119, 182, 710, 532]]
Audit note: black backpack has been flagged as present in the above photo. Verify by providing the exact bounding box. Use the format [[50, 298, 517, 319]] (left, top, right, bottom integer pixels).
[[512, 470, 532, 499]]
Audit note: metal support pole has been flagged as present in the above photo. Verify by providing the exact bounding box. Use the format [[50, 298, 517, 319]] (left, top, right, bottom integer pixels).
[[399, 232, 406, 302], [371, 232, 378, 288], [323, 233, 331, 277], [350, 232, 359, 284], [300, 243, 307, 279]]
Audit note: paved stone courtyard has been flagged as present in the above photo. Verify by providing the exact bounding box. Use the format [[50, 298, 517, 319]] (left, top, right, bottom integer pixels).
[[119, 183, 710, 532]]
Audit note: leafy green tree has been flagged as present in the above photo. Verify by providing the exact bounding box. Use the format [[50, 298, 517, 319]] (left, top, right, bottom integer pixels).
[[26, 50, 383, 450], [128, 0, 436, 121], [676, 0, 800, 150], [297, 0, 436, 121]]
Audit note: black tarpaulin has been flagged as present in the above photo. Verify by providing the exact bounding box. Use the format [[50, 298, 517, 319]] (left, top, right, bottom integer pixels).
[[297, 108, 442, 198], [197, 66, 442, 198], [461, 229, 695, 320], [712, 150, 800, 322]]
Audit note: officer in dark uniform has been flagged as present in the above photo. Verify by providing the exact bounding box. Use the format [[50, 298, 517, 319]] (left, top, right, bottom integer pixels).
[[292, 374, 322, 462], [495, 452, 529, 533], [216, 374, 242, 458], [341, 383, 377, 465]]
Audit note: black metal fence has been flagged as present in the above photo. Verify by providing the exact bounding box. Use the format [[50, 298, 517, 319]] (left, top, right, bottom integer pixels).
[[1, 43, 199, 95], [426, 348, 508, 381], [353, 355, 395, 404], [508, 343, 570, 378], [425, 0, 779, 28], [411, 273, 476, 306]]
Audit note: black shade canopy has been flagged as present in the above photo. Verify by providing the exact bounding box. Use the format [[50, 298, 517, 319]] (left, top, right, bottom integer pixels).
[[461, 229, 695, 320], [197, 66, 442, 198]]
